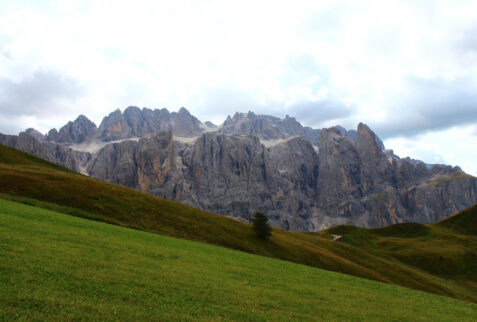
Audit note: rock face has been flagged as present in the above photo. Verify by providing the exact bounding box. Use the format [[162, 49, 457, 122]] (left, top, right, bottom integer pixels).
[[97, 106, 204, 141], [1, 107, 476, 231], [48, 115, 97, 144], [88, 130, 175, 191], [25, 128, 47, 142], [0, 132, 81, 171], [220, 112, 321, 145], [312, 124, 476, 229]]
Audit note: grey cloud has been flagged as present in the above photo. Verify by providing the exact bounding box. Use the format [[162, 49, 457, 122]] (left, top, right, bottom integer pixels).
[[297, 3, 347, 43], [457, 25, 477, 52], [288, 100, 352, 127], [277, 54, 354, 126], [278, 54, 331, 88], [0, 115, 21, 135], [192, 84, 353, 128], [373, 76, 477, 139], [191, 55, 353, 126], [191, 85, 274, 123], [0, 70, 84, 117]]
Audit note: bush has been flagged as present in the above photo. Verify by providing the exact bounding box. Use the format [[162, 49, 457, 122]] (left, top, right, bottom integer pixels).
[[252, 211, 272, 239]]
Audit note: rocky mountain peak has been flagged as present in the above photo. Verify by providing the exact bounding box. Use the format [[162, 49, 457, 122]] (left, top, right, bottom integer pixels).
[[318, 126, 345, 142], [171, 107, 203, 137], [356, 123, 380, 150], [356, 122, 385, 150], [48, 114, 97, 144], [177, 107, 192, 116], [98, 108, 128, 141], [108, 108, 123, 119], [123, 106, 142, 118], [25, 128, 47, 142], [5, 106, 477, 231]]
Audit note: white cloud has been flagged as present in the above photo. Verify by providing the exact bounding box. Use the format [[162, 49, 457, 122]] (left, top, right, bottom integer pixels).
[[385, 125, 477, 176], [0, 0, 476, 175]]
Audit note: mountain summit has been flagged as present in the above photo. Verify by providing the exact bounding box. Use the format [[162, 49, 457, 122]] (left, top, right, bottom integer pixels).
[[1, 107, 475, 230]]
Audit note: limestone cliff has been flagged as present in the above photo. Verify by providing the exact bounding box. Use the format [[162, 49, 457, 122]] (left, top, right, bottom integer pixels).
[[2, 108, 476, 231]]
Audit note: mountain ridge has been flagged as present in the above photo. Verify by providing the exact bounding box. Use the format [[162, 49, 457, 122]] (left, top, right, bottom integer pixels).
[[1, 106, 475, 230]]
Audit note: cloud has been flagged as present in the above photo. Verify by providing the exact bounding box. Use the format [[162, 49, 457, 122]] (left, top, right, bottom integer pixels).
[[0, 70, 83, 117], [0, 70, 84, 134], [287, 100, 352, 127], [373, 76, 477, 139], [188, 85, 264, 124]]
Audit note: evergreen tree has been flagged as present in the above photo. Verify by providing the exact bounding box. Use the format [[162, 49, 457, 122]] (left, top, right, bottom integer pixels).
[[252, 211, 272, 239]]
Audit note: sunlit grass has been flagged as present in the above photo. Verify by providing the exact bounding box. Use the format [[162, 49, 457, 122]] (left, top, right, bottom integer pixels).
[[1, 200, 475, 321]]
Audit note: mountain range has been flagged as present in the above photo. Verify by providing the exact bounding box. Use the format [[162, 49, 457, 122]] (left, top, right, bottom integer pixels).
[[1, 106, 475, 230]]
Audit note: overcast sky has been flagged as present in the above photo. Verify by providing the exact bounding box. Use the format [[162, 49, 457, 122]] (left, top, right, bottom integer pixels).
[[0, 0, 476, 175]]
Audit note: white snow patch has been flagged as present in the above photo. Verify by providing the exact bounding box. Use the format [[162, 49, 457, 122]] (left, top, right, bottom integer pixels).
[[70, 137, 141, 153], [199, 122, 221, 133], [260, 136, 299, 148], [174, 136, 199, 144]]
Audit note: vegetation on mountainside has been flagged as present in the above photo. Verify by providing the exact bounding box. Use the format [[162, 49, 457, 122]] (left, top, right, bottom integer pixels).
[[1, 200, 475, 321], [0, 143, 476, 303], [252, 211, 272, 239], [325, 206, 477, 302]]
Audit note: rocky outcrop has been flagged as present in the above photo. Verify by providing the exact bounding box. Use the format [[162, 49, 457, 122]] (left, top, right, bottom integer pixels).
[[0, 132, 81, 171], [97, 108, 132, 141], [97, 106, 204, 141], [25, 128, 47, 142], [48, 115, 97, 144], [311, 124, 476, 229], [88, 131, 175, 191], [220, 112, 321, 145], [83, 124, 477, 231], [3, 108, 476, 231]]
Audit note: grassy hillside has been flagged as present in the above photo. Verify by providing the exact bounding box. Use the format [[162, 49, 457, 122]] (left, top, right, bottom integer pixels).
[[1, 199, 475, 321], [0, 144, 476, 303], [325, 206, 477, 301]]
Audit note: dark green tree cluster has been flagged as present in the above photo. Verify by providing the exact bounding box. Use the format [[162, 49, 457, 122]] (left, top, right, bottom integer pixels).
[[252, 211, 272, 239]]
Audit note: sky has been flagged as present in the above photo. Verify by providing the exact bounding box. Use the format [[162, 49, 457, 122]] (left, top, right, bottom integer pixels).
[[0, 0, 476, 175]]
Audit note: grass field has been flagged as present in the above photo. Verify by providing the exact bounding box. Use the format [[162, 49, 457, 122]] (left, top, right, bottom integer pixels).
[[0, 143, 476, 304], [1, 199, 476, 321], [325, 207, 477, 301]]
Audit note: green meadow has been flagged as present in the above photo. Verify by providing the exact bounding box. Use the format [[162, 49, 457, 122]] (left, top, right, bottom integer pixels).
[[1, 199, 476, 321], [1, 143, 476, 304]]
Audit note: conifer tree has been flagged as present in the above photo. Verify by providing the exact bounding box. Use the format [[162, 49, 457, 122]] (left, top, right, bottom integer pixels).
[[252, 211, 272, 239]]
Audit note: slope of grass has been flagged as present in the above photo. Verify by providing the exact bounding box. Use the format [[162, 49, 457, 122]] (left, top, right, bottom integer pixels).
[[1, 199, 476, 321], [0, 143, 476, 303], [325, 207, 477, 302], [435, 205, 477, 235]]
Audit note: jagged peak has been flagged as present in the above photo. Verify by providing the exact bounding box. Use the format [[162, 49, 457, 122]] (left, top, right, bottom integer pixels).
[[178, 107, 191, 115], [232, 112, 242, 119], [24, 128, 47, 141], [284, 114, 296, 121], [356, 123, 385, 150], [124, 106, 141, 114], [357, 122, 367, 128], [318, 126, 345, 142], [204, 121, 217, 128], [25, 127, 43, 135], [76, 114, 90, 121], [74, 114, 96, 127]]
